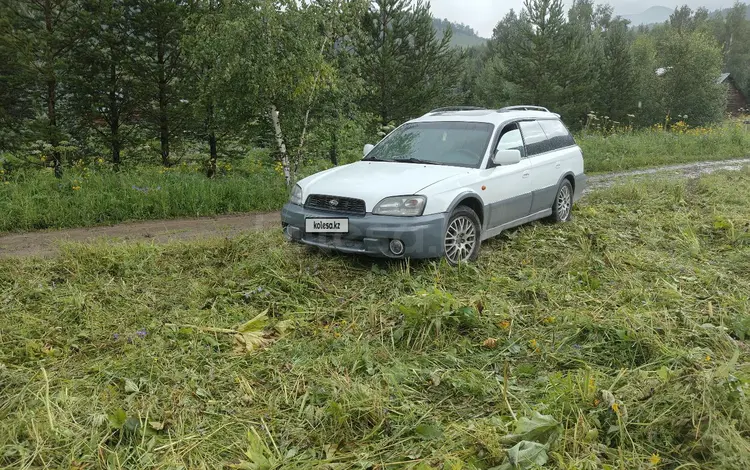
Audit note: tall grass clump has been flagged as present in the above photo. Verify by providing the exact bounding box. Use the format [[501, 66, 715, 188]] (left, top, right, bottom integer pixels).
[[578, 116, 750, 173], [1, 167, 749, 468], [0, 161, 288, 232]]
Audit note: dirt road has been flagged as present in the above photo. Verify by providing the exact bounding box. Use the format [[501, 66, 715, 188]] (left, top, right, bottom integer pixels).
[[1, 158, 748, 258]]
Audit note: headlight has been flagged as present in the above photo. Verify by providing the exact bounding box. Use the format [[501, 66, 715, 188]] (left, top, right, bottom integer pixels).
[[373, 196, 426, 216], [289, 184, 303, 206]]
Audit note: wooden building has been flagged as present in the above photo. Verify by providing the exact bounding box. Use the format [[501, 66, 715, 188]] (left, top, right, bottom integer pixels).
[[716, 73, 748, 116]]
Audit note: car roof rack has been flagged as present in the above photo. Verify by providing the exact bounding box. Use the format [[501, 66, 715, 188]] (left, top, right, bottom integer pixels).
[[498, 105, 550, 113], [428, 106, 487, 113]]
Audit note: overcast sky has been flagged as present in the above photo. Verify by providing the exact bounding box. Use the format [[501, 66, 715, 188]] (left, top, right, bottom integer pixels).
[[429, 0, 737, 38]]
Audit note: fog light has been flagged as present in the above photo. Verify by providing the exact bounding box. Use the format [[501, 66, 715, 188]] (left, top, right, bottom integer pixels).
[[389, 239, 405, 256], [282, 224, 293, 241]]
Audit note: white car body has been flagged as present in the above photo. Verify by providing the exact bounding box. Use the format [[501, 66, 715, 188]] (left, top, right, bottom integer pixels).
[[282, 106, 586, 263]]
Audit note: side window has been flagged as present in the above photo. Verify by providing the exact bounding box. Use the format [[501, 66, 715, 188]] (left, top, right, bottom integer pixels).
[[518, 121, 547, 157], [539, 119, 576, 151]]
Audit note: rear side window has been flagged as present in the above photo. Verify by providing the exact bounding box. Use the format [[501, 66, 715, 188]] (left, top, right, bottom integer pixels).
[[518, 121, 547, 156], [539, 120, 576, 151]]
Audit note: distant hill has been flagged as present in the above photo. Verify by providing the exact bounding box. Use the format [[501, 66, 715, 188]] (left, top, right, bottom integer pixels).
[[432, 18, 487, 48], [622, 6, 673, 26]]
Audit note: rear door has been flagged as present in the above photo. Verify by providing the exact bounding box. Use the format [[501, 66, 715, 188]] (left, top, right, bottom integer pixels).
[[520, 119, 577, 214]]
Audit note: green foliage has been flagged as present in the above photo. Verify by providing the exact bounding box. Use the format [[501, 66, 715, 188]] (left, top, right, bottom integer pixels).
[[2, 170, 750, 468], [358, 0, 461, 124], [659, 30, 726, 125]]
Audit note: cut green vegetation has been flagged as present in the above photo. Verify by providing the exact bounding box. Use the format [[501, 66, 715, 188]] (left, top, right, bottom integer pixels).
[[2, 169, 749, 468]]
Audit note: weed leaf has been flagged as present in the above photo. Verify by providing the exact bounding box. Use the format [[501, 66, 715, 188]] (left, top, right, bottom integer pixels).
[[415, 423, 442, 440], [501, 412, 560, 445], [228, 428, 275, 469], [492, 440, 549, 470], [234, 311, 273, 353], [124, 378, 139, 394], [237, 311, 269, 333]]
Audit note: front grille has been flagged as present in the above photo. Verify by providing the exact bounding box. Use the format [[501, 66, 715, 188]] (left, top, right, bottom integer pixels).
[[305, 194, 366, 215]]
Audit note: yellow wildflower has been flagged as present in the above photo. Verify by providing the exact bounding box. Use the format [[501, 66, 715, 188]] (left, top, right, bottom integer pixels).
[[705, 355, 711, 362], [529, 339, 538, 349], [649, 453, 661, 466], [72, 186, 81, 191], [611, 402, 620, 414], [499, 320, 511, 329]]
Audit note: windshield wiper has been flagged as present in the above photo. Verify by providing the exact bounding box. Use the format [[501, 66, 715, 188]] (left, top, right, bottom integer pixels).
[[364, 156, 387, 162], [393, 157, 442, 165]]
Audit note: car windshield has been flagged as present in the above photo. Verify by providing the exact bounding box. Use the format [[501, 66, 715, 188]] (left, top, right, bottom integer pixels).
[[365, 121, 494, 168]]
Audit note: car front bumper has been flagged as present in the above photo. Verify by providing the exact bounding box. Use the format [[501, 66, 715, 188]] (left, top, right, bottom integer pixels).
[[281, 203, 448, 259]]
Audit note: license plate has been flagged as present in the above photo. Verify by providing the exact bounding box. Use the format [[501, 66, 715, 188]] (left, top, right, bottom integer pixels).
[[305, 218, 349, 233]]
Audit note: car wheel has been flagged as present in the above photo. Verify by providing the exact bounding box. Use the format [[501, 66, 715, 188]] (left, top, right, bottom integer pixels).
[[550, 179, 573, 222], [444, 206, 481, 266]]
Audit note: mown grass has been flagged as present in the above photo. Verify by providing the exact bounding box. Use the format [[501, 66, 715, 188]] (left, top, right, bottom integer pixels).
[[0, 165, 287, 233], [579, 121, 750, 173], [2, 168, 749, 469]]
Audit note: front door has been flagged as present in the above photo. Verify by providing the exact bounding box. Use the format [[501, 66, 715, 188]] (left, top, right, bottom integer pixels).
[[480, 125, 533, 229]]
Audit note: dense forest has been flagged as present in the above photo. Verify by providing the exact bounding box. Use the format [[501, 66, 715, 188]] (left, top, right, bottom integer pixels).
[[1, 0, 749, 183]]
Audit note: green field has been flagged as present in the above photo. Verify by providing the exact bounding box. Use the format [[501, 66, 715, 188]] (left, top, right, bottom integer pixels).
[[578, 121, 750, 173], [1, 169, 749, 469]]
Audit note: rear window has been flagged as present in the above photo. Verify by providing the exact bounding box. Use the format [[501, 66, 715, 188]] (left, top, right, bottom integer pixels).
[[539, 120, 576, 151], [518, 121, 547, 156]]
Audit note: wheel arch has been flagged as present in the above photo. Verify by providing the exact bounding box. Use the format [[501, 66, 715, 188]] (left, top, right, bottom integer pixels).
[[557, 171, 576, 193], [447, 192, 485, 227]]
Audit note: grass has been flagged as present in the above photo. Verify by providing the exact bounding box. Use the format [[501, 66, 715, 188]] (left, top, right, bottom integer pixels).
[[579, 121, 750, 173], [0, 164, 287, 233], [1, 168, 749, 469]]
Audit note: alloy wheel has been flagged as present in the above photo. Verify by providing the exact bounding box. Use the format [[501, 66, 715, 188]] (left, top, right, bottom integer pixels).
[[444, 215, 477, 264]]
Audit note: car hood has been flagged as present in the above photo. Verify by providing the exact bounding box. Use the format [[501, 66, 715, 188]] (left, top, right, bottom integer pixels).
[[299, 161, 472, 211]]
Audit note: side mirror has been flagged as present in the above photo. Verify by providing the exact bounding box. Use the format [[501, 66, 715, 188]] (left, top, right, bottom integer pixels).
[[493, 149, 522, 166], [363, 144, 375, 158]]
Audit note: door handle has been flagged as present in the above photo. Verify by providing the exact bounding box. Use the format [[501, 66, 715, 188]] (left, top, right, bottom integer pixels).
[[522, 171, 530, 178], [555, 163, 561, 169]]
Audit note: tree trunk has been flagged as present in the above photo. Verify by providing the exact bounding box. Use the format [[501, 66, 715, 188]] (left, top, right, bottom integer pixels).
[[45, 0, 62, 178], [158, 40, 170, 166], [109, 60, 121, 168], [270, 104, 292, 187], [47, 75, 62, 178], [208, 132, 217, 177], [329, 127, 338, 166], [205, 101, 217, 178]]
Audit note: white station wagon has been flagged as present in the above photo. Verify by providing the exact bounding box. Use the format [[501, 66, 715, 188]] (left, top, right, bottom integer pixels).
[[282, 106, 586, 265]]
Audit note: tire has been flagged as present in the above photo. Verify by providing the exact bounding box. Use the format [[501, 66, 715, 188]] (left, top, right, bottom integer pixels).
[[443, 206, 481, 266], [549, 179, 573, 223]]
